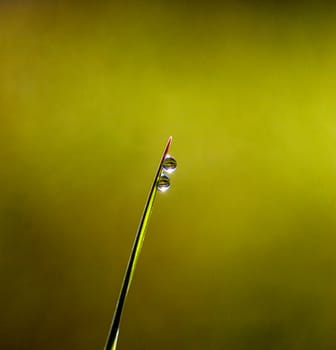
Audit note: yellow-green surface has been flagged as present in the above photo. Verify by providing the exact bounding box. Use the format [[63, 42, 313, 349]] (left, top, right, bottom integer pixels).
[[1, 2, 336, 349]]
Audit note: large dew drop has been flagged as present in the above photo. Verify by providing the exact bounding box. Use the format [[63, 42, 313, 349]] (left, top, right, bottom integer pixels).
[[163, 155, 177, 174], [157, 173, 170, 192]]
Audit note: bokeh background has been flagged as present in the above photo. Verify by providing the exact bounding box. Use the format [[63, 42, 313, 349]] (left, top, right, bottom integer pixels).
[[2, 1, 336, 349]]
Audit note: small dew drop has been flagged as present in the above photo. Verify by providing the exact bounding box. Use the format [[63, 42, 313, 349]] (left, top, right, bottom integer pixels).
[[157, 173, 170, 192], [163, 155, 177, 174]]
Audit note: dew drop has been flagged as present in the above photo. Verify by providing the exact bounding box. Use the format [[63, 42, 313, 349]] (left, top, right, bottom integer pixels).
[[163, 155, 177, 174], [157, 173, 170, 192]]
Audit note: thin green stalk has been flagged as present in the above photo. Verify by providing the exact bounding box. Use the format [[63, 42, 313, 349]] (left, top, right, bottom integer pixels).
[[104, 136, 174, 350]]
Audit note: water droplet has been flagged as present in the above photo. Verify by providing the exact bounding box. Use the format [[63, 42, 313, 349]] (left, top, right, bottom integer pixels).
[[157, 173, 170, 192], [163, 155, 177, 174]]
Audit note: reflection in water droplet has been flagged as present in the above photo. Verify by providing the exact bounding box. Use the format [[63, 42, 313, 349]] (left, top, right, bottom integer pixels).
[[163, 155, 177, 174], [157, 173, 170, 192]]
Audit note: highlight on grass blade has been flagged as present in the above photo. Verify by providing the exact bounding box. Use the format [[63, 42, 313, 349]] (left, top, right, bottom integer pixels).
[[104, 136, 177, 350]]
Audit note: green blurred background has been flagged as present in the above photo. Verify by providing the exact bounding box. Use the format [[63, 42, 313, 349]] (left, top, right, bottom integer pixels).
[[1, 1, 336, 349]]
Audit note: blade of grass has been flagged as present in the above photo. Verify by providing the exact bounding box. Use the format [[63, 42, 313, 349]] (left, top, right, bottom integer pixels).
[[104, 136, 173, 350]]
